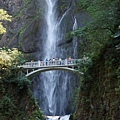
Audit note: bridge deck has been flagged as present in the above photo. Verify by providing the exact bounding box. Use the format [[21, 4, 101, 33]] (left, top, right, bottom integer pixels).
[[19, 59, 83, 77], [20, 59, 81, 69]]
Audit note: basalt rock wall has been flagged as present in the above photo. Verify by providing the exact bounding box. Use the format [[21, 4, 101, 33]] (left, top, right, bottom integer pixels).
[[0, 0, 89, 59], [0, 0, 41, 57], [74, 38, 120, 120]]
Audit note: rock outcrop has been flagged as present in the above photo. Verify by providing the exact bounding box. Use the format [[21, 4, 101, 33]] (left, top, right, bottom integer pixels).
[[0, 0, 40, 56], [0, 0, 88, 58], [75, 37, 120, 120]]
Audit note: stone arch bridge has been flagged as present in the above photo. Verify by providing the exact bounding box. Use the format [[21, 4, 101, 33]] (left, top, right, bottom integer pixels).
[[19, 59, 83, 78]]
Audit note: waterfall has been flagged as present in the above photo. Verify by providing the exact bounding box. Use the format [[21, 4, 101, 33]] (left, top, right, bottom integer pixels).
[[57, 8, 70, 27], [46, 115, 70, 120], [41, 0, 58, 115], [73, 17, 78, 58], [44, 0, 57, 58], [32, 0, 78, 119]]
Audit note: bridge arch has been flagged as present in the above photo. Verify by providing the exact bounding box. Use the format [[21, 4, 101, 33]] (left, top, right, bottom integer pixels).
[[26, 67, 83, 78]]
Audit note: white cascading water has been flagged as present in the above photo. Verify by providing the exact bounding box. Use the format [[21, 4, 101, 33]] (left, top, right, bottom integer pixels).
[[73, 17, 78, 58], [43, 0, 57, 115], [44, 0, 70, 119], [45, 0, 57, 58], [32, 0, 78, 120], [57, 8, 70, 27]]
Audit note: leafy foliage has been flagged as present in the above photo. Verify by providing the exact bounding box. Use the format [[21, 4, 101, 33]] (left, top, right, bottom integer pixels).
[[29, 110, 43, 120], [0, 48, 43, 120], [0, 48, 25, 82], [73, 0, 120, 119], [0, 96, 16, 116], [73, 0, 120, 58], [0, 47, 25, 68], [0, 9, 12, 21], [0, 9, 12, 34]]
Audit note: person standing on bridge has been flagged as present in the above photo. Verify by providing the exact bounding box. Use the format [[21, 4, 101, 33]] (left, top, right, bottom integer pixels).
[[59, 58, 62, 65], [31, 60, 34, 66], [45, 58, 48, 66], [68, 56, 72, 64], [52, 58, 55, 65]]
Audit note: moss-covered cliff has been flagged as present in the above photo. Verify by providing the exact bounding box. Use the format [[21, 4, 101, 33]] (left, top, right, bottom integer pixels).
[[73, 1, 120, 119], [0, 48, 43, 120], [0, 80, 43, 120], [74, 37, 120, 120]]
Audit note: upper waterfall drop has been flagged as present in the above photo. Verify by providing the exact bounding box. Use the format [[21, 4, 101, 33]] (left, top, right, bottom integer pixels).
[[45, 0, 57, 58], [73, 16, 78, 59], [73, 17, 78, 31]]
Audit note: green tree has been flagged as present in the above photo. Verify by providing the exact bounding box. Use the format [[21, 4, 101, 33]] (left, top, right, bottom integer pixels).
[[0, 48, 25, 76], [0, 47, 27, 87], [73, 0, 120, 57], [0, 48, 44, 120], [73, 1, 120, 119], [0, 9, 12, 34]]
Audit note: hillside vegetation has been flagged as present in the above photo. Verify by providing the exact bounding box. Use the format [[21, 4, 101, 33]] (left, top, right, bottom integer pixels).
[[0, 48, 43, 120], [73, 0, 120, 119]]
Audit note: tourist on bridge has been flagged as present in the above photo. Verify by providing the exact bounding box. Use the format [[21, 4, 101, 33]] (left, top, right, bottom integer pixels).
[[68, 56, 73, 64], [52, 58, 55, 65], [31, 60, 34, 66], [55, 57, 59, 64], [59, 58, 62, 65], [45, 58, 48, 66]]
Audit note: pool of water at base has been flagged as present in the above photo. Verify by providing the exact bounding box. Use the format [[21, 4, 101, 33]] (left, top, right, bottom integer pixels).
[[45, 114, 70, 120]]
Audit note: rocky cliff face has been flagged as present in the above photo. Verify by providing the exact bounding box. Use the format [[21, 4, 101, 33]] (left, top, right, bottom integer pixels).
[[0, 0, 40, 57], [75, 37, 120, 120], [0, 0, 89, 59]]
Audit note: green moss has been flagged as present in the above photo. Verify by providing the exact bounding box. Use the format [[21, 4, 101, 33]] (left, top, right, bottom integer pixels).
[[75, 38, 120, 120]]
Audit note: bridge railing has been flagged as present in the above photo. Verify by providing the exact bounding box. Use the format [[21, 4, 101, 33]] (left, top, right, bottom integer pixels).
[[20, 59, 82, 68]]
